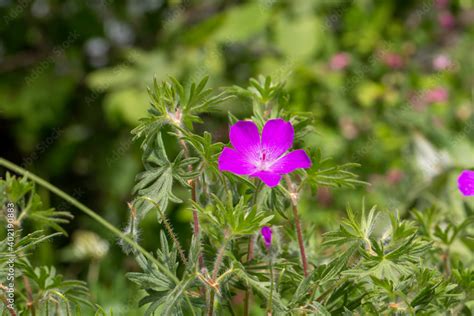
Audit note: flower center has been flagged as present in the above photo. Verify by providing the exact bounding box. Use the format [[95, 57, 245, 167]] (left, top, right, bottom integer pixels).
[[257, 149, 272, 171]]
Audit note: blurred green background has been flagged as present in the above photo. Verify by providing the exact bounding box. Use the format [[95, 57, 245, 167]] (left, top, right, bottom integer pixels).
[[1, 0, 473, 313]]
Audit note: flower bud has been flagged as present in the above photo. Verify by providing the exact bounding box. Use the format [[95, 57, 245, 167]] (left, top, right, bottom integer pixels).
[[261, 226, 272, 249]]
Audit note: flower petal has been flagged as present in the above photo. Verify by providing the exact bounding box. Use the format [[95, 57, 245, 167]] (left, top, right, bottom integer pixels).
[[458, 170, 474, 196], [261, 119, 294, 160], [229, 121, 260, 158], [268, 149, 312, 174], [251, 170, 282, 187], [218, 147, 257, 175]]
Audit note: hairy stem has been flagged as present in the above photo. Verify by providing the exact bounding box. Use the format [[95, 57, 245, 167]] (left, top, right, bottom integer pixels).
[[293, 202, 309, 277], [0, 158, 196, 316], [208, 291, 215, 316], [212, 240, 228, 281], [285, 175, 309, 277], [267, 248, 274, 315], [243, 236, 253, 316], [140, 197, 188, 265], [178, 136, 206, 307], [23, 276, 35, 316], [1, 296, 16, 316], [208, 236, 230, 316], [14, 197, 36, 316], [178, 138, 205, 268], [443, 248, 451, 277], [244, 180, 261, 316]]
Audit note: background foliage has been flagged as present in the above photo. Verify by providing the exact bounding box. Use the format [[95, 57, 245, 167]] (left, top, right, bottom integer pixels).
[[1, 0, 473, 314]]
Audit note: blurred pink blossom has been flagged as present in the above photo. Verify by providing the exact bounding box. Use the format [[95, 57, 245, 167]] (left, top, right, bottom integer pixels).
[[329, 52, 351, 70], [438, 11, 455, 29], [382, 53, 404, 69], [432, 54, 452, 70], [386, 169, 404, 185], [425, 87, 449, 103], [435, 0, 449, 9]]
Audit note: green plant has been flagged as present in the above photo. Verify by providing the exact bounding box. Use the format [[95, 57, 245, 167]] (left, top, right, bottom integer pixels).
[[1, 76, 472, 315], [0, 173, 94, 315], [121, 76, 473, 315]]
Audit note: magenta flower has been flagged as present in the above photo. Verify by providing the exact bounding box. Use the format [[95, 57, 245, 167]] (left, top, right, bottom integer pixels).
[[458, 170, 474, 196], [261, 226, 272, 249], [218, 119, 311, 187]]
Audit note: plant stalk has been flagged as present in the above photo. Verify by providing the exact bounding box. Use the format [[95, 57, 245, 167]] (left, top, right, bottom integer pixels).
[[285, 175, 309, 277], [178, 138, 205, 269], [243, 235, 254, 316], [140, 197, 188, 266], [208, 236, 230, 316], [267, 248, 274, 316], [244, 180, 261, 316], [23, 276, 35, 316], [1, 296, 16, 316], [15, 200, 36, 316]]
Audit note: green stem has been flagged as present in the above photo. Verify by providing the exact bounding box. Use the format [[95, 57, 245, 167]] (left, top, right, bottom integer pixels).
[[244, 180, 262, 316], [0, 157, 196, 316], [212, 238, 229, 281], [267, 248, 274, 315], [16, 185, 35, 224], [87, 260, 100, 299], [140, 197, 188, 266], [208, 236, 230, 316], [178, 138, 204, 269], [443, 248, 451, 277]]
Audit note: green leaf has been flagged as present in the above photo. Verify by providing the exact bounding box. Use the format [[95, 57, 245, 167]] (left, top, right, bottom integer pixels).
[[127, 233, 197, 316], [307, 155, 367, 189], [133, 133, 196, 219]]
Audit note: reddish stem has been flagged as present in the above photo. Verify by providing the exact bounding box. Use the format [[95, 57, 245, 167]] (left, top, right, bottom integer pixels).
[[23, 276, 35, 316], [291, 202, 308, 277], [285, 175, 309, 277], [190, 178, 205, 268], [1, 296, 16, 316]]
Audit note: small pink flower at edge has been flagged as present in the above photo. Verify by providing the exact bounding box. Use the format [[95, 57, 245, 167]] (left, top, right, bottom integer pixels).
[[458, 170, 474, 196], [218, 119, 312, 187], [261, 226, 272, 249]]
